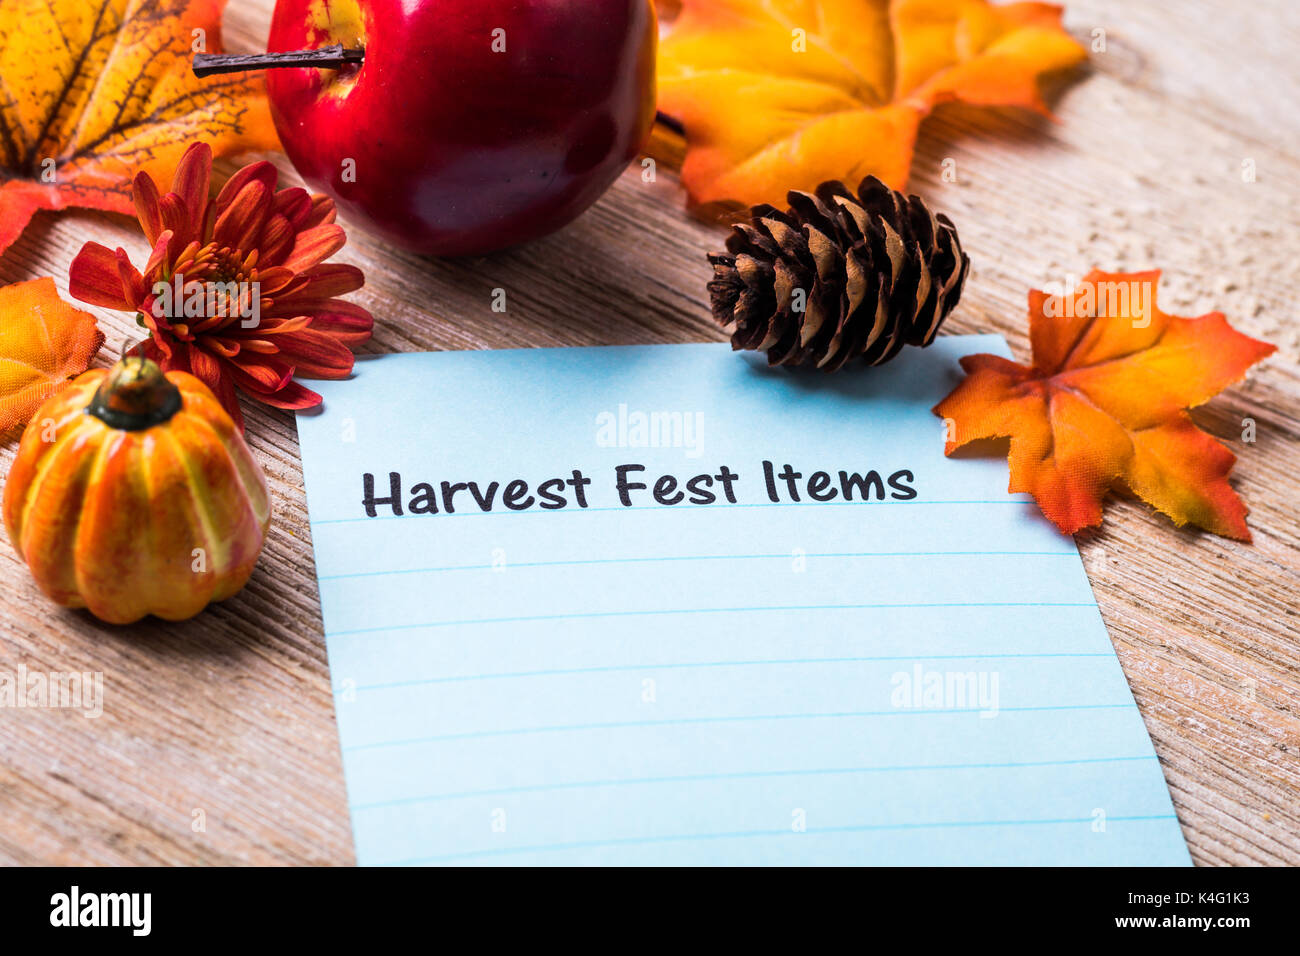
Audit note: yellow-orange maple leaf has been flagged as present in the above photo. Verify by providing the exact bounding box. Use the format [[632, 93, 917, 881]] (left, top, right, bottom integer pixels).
[[933, 270, 1276, 541], [0, 0, 279, 255], [0, 277, 104, 431], [657, 0, 1086, 207]]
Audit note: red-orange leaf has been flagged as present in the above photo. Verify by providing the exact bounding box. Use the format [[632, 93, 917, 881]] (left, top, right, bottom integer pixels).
[[657, 0, 1086, 208], [0, 277, 104, 431], [0, 0, 279, 256], [933, 270, 1276, 540]]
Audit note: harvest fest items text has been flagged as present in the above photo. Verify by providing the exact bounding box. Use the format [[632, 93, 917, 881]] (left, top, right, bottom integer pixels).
[[361, 462, 918, 517]]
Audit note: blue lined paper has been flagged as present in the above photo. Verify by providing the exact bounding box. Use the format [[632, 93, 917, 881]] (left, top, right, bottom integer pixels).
[[296, 336, 1189, 866]]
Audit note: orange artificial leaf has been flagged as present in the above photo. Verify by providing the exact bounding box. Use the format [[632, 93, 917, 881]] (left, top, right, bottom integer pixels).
[[657, 0, 1086, 207], [0, 277, 104, 431], [933, 270, 1276, 541], [0, 0, 280, 256]]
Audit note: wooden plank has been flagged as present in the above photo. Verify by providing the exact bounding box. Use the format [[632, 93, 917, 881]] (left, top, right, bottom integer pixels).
[[0, 0, 1295, 865]]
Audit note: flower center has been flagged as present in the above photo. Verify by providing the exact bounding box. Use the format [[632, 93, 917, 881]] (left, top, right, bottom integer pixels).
[[176, 243, 252, 285], [153, 242, 264, 339]]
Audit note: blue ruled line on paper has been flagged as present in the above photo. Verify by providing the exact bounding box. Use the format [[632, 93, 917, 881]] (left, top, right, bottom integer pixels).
[[350, 754, 1161, 812], [345, 651, 1115, 693], [318, 549, 1076, 581], [326, 602, 1100, 638], [296, 337, 1191, 866], [312, 498, 1043, 525], [341, 703, 1136, 752]]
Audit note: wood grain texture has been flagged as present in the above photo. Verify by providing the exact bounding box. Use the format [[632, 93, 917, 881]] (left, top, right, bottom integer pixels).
[[0, 0, 1296, 866]]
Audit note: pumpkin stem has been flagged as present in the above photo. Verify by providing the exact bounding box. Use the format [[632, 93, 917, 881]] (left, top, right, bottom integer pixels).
[[87, 357, 183, 431]]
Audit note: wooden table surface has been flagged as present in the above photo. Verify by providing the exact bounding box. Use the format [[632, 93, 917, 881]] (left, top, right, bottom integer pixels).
[[0, 0, 1296, 866]]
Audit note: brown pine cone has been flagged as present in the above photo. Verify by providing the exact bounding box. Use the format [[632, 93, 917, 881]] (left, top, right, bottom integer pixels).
[[707, 176, 970, 370]]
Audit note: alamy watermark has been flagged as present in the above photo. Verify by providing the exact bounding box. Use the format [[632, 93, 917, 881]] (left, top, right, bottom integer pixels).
[[891, 664, 999, 718], [50, 886, 150, 935], [0, 665, 103, 718], [1041, 273, 1154, 327], [151, 273, 260, 328], [596, 403, 704, 458]]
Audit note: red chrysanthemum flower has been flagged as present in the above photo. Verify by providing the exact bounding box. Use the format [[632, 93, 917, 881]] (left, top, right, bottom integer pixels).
[[69, 142, 372, 431]]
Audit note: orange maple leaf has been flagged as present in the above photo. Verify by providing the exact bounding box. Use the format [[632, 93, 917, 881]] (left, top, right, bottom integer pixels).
[[0, 277, 104, 431], [657, 0, 1087, 207], [933, 270, 1276, 541], [0, 0, 279, 256]]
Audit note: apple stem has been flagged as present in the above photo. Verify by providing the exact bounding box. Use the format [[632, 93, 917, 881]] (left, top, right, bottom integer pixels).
[[192, 44, 364, 78]]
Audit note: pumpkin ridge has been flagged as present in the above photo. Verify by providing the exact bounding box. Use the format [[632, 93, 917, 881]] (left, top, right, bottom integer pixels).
[[184, 411, 268, 602], [175, 382, 226, 429], [13, 411, 101, 553], [69, 431, 118, 613], [161, 427, 228, 591], [186, 408, 270, 530], [124, 431, 155, 617]]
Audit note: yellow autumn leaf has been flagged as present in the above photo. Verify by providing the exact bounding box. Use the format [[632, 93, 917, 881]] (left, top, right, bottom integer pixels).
[[934, 270, 1276, 540], [0, 0, 280, 255], [0, 277, 104, 431], [658, 0, 1087, 207]]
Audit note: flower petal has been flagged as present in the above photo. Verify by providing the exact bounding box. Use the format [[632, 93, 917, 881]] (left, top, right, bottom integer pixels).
[[306, 194, 336, 228], [143, 230, 175, 280], [214, 375, 244, 432], [229, 337, 280, 353], [213, 179, 271, 251], [255, 265, 296, 296], [149, 335, 189, 371], [227, 355, 295, 394], [256, 315, 312, 335], [215, 160, 278, 215], [132, 171, 164, 244], [283, 263, 365, 301], [186, 342, 223, 389], [241, 377, 323, 410], [171, 143, 212, 237], [258, 214, 296, 266], [272, 187, 313, 228], [159, 193, 193, 255], [308, 262, 365, 297], [272, 329, 358, 378], [115, 248, 144, 306], [203, 336, 241, 358], [69, 242, 135, 309], [282, 223, 346, 273], [304, 302, 374, 345], [188, 344, 245, 428], [172, 143, 210, 208]]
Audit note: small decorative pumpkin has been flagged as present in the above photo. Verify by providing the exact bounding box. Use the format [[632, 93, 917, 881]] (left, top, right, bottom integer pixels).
[[3, 357, 270, 624]]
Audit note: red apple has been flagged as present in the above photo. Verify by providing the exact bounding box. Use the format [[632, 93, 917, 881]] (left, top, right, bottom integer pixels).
[[264, 0, 657, 256]]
